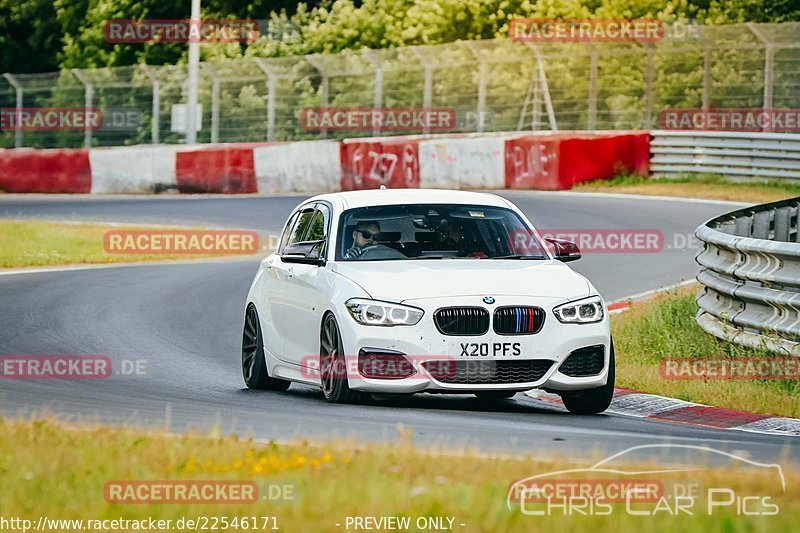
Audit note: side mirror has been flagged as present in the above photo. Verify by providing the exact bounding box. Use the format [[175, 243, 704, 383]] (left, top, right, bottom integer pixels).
[[546, 238, 581, 263], [281, 240, 326, 266]]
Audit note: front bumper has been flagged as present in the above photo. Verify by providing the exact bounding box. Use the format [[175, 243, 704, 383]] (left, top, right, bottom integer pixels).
[[337, 295, 611, 394]]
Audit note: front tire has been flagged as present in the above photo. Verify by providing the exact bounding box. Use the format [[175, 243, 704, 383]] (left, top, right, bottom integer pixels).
[[561, 341, 615, 415], [320, 314, 368, 404], [242, 305, 291, 391]]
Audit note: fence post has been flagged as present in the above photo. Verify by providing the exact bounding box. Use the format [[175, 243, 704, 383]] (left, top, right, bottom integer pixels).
[[362, 50, 383, 136], [201, 63, 220, 143], [587, 45, 598, 130], [702, 46, 712, 110], [411, 47, 433, 135], [2, 73, 23, 148], [644, 46, 654, 129], [306, 56, 329, 139], [464, 43, 487, 132], [253, 58, 277, 142], [71, 69, 93, 148], [747, 23, 774, 127], [141, 65, 160, 144]]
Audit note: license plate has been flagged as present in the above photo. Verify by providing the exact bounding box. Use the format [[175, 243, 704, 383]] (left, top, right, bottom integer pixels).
[[450, 341, 524, 358]]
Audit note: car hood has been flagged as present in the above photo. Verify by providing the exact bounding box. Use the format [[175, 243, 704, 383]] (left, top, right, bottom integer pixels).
[[332, 260, 592, 303]]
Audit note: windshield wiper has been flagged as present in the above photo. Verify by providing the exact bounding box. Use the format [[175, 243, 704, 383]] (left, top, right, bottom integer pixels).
[[409, 255, 447, 260]]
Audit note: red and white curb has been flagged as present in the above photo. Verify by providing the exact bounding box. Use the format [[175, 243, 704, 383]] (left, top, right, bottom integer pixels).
[[525, 282, 800, 438], [525, 388, 800, 437]]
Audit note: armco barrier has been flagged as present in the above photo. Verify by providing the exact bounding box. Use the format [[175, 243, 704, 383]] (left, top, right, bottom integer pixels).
[[651, 130, 800, 180], [340, 138, 420, 191], [695, 197, 800, 356], [254, 140, 340, 193], [0, 148, 91, 193], [505, 132, 650, 190], [175, 144, 262, 194]]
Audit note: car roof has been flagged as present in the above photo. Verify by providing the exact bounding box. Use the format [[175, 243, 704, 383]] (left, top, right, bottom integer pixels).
[[307, 189, 511, 210]]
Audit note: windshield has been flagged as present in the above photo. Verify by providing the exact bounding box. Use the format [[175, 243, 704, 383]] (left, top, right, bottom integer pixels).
[[336, 203, 549, 261]]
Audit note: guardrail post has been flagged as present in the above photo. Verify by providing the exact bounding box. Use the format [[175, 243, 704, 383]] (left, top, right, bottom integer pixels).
[[752, 211, 771, 239], [774, 207, 791, 242], [71, 69, 93, 148], [2, 73, 23, 148]]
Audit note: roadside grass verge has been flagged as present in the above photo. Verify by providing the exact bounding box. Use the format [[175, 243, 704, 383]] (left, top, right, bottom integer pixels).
[[612, 285, 800, 418], [575, 173, 800, 203], [1, 417, 797, 532], [0, 220, 267, 268]]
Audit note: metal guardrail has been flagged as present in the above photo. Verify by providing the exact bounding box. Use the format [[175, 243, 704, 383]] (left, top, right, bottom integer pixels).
[[695, 197, 800, 355], [652, 130, 800, 181]]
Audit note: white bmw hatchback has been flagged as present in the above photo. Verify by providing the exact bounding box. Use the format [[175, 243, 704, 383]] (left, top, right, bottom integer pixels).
[[242, 189, 614, 414]]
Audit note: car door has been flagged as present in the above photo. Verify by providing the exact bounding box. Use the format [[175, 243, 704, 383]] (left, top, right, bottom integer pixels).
[[272, 203, 318, 364], [281, 203, 332, 367], [258, 209, 299, 362]]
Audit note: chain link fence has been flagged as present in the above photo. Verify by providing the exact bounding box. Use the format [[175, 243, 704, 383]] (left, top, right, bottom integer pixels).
[[1, 22, 799, 149]]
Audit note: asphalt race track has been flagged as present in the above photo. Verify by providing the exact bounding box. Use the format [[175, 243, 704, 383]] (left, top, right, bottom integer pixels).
[[1, 192, 796, 465]]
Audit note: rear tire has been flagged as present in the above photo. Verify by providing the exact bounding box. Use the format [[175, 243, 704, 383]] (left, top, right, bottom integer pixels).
[[320, 314, 368, 404], [474, 391, 517, 400], [561, 341, 615, 415], [242, 305, 291, 391]]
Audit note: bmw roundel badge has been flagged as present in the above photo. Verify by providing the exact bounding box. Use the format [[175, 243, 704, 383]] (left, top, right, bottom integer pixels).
[[483, 296, 495, 304]]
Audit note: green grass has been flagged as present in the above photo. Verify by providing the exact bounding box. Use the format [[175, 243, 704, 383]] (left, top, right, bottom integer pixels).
[[576, 173, 800, 203], [0, 220, 264, 268], [612, 286, 800, 417], [1, 418, 797, 532]]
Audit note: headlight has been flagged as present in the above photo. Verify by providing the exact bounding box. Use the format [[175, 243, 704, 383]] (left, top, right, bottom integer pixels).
[[345, 298, 424, 326], [553, 296, 605, 324]]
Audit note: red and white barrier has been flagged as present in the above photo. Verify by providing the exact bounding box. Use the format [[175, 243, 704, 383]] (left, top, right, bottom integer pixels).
[[0, 148, 91, 193], [89, 145, 180, 193], [0, 131, 650, 194], [254, 140, 340, 193], [418, 137, 505, 189]]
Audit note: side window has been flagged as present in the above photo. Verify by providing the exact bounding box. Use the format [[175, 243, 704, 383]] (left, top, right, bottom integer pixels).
[[306, 204, 330, 241], [286, 207, 316, 247], [277, 212, 299, 253]]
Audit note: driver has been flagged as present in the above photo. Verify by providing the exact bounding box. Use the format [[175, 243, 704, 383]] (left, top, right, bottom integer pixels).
[[343, 220, 381, 259]]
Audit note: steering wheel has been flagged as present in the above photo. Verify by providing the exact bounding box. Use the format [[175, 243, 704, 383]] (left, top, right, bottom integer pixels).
[[358, 244, 407, 260]]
